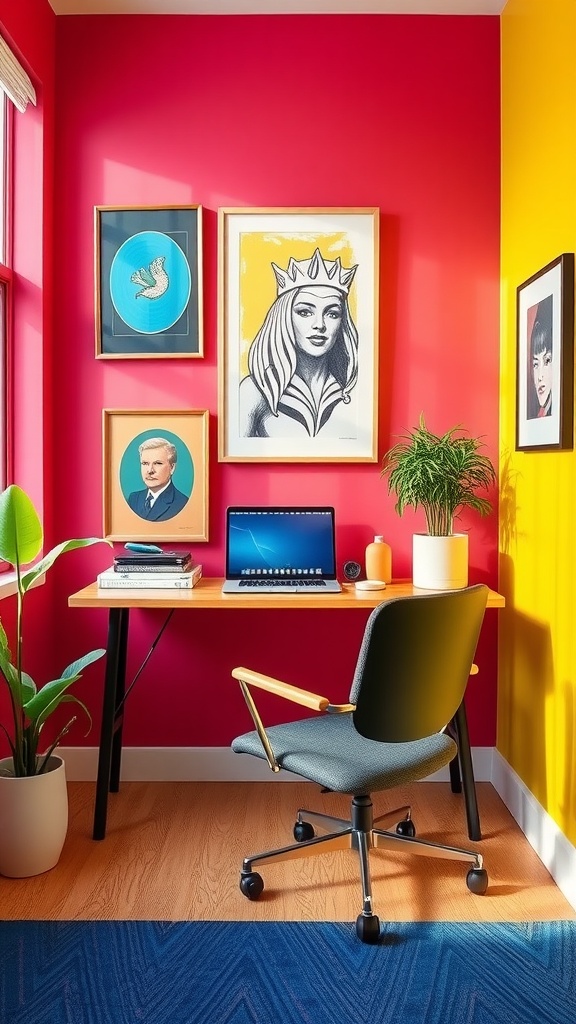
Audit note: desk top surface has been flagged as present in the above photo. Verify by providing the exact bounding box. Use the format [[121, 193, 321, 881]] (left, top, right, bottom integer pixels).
[[69, 578, 505, 611]]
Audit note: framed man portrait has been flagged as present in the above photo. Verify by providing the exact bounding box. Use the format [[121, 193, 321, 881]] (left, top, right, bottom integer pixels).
[[516, 252, 574, 452], [95, 205, 203, 359], [103, 409, 209, 542], [218, 207, 379, 462]]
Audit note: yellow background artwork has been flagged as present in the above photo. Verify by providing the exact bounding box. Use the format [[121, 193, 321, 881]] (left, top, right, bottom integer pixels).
[[238, 232, 358, 378]]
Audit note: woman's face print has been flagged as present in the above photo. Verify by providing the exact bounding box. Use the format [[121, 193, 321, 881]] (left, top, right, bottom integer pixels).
[[291, 286, 343, 359], [533, 348, 552, 410]]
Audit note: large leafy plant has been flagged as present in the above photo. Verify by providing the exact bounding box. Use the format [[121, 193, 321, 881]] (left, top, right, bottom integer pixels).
[[381, 414, 497, 537], [0, 484, 110, 777]]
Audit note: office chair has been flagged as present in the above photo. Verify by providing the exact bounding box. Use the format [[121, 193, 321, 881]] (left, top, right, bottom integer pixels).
[[231, 584, 489, 943]]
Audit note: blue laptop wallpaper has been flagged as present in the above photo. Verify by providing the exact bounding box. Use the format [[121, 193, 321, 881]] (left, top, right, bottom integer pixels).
[[226, 507, 337, 579]]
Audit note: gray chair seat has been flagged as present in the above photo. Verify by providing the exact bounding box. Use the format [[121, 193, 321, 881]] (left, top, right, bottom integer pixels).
[[232, 712, 456, 793]]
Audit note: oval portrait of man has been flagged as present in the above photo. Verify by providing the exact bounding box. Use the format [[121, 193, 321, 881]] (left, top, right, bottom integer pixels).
[[119, 429, 193, 523]]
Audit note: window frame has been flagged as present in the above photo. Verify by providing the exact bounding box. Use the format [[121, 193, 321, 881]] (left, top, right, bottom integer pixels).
[[0, 90, 13, 492], [0, 91, 14, 581]]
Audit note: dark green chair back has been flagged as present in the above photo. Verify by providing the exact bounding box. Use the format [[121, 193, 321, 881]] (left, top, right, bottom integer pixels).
[[351, 585, 489, 743]]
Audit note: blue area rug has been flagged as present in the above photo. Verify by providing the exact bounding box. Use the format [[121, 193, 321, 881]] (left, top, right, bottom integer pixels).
[[1, 920, 574, 1024]]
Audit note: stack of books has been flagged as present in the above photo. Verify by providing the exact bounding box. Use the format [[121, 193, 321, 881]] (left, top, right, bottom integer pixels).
[[97, 550, 203, 590]]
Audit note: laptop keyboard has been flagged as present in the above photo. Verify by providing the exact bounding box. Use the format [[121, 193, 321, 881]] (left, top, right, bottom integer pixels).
[[239, 578, 327, 588]]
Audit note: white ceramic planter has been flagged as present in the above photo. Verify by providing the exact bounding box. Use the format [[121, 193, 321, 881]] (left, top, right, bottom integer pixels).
[[0, 755, 68, 877], [412, 533, 469, 591]]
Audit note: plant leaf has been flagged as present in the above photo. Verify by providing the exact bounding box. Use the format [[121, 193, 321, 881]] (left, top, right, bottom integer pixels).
[[23, 649, 105, 723], [0, 651, 37, 705], [380, 415, 496, 536], [0, 485, 42, 566], [21, 538, 112, 591]]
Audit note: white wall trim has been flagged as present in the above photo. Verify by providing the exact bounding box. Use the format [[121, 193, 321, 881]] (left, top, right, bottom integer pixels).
[[491, 750, 576, 911], [57, 744, 496, 784]]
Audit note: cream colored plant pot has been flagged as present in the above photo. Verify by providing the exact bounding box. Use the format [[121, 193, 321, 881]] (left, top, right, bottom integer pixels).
[[412, 532, 469, 591], [0, 755, 68, 877]]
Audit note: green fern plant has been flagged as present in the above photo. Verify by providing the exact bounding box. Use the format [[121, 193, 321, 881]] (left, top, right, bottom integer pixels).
[[381, 414, 496, 537], [0, 484, 111, 776]]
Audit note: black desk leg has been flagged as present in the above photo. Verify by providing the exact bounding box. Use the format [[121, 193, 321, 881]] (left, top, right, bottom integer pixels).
[[109, 609, 129, 793], [453, 701, 482, 842], [93, 607, 130, 840]]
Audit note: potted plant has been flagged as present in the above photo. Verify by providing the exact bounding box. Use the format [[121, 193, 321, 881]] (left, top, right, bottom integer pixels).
[[0, 484, 110, 876], [380, 414, 496, 590]]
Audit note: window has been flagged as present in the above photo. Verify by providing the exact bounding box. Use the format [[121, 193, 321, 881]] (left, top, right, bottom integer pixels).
[[0, 90, 10, 491], [0, 31, 36, 495]]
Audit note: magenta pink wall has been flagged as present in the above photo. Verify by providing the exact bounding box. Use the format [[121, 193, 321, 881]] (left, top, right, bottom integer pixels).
[[10, 12, 501, 750], [0, 2, 58, 714]]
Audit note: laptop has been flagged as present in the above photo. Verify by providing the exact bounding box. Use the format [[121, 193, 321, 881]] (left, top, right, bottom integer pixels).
[[222, 506, 341, 594]]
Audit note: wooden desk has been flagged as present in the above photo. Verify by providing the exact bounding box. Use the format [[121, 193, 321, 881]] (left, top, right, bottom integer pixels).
[[69, 579, 505, 840]]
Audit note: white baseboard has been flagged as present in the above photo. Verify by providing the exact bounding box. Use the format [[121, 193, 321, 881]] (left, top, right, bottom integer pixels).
[[58, 744, 576, 912], [57, 745, 495, 784], [491, 749, 576, 911]]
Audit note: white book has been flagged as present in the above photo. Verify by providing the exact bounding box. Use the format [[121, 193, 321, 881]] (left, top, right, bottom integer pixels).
[[98, 564, 203, 589], [105, 563, 202, 581]]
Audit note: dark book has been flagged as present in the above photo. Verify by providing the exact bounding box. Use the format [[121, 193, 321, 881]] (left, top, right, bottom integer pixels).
[[113, 558, 195, 574], [114, 551, 192, 569]]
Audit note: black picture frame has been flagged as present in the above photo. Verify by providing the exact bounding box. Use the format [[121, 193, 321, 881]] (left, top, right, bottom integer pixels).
[[95, 205, 203, 359], [516, 252, 574, 451]]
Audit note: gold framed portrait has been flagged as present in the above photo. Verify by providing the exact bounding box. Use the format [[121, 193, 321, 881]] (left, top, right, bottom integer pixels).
[[103, 409, 209, 542]]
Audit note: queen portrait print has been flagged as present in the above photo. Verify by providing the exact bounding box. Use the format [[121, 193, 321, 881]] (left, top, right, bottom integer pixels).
[[219, 208, 379, 462], [239, 249, 359, 440]]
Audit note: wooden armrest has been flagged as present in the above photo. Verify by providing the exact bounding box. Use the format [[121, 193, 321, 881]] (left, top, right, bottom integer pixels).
[[232, 666, 330, 711], [232, 666, 354, 774]]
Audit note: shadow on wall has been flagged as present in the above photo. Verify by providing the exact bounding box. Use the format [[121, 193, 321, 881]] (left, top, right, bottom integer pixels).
[[499, 551, 553, 810], [499, 451, 520, 558]]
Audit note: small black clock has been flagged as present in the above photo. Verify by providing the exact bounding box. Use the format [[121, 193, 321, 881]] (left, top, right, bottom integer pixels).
[[343, 560, 362, 582]]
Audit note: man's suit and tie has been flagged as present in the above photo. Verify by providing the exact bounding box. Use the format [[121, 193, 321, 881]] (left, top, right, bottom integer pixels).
[[128, 480, 189, 522]]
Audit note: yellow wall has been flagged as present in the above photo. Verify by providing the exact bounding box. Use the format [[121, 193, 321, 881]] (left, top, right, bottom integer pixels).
[[500, 0, 576, 845]]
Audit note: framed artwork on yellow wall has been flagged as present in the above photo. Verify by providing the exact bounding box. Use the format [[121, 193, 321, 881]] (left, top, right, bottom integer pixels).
[[217, 207, 379, 462], [103, 409, 209, 542], [95, 205, 203, 358], [516, 252, 574, 452]]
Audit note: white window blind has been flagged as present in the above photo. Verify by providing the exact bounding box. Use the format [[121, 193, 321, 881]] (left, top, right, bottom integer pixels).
[[0, 34, 35, 113]]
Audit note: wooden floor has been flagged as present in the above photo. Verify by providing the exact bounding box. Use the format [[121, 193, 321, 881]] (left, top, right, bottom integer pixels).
[[1, 781, 574, 923]]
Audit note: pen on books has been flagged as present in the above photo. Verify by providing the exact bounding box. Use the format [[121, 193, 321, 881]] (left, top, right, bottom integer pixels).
[[124, 543, 164, 554]]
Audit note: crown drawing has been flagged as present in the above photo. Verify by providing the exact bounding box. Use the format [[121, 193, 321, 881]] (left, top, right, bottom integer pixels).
[[271, 248, 358, 297]]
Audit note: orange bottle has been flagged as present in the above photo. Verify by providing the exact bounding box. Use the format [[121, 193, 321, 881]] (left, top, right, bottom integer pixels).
[[365, 535, 392, 583]]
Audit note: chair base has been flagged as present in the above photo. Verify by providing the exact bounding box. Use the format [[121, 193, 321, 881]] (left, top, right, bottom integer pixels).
[[239, 794, 488, 943]]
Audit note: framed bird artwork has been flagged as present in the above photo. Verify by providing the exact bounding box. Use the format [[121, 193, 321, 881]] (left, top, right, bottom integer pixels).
[[95, 205, 203, 359]]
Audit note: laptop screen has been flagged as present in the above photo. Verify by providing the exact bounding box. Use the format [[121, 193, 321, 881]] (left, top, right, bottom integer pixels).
[[225, 506, 337, 580]]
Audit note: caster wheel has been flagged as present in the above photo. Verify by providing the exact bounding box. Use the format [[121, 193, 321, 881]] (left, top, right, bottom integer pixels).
[[396, 818, 416, 838], [240, 871, 264, 900], [466, 867, 488, 895], [356, 914, 381, 944], [294, 821, 315, 842]]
